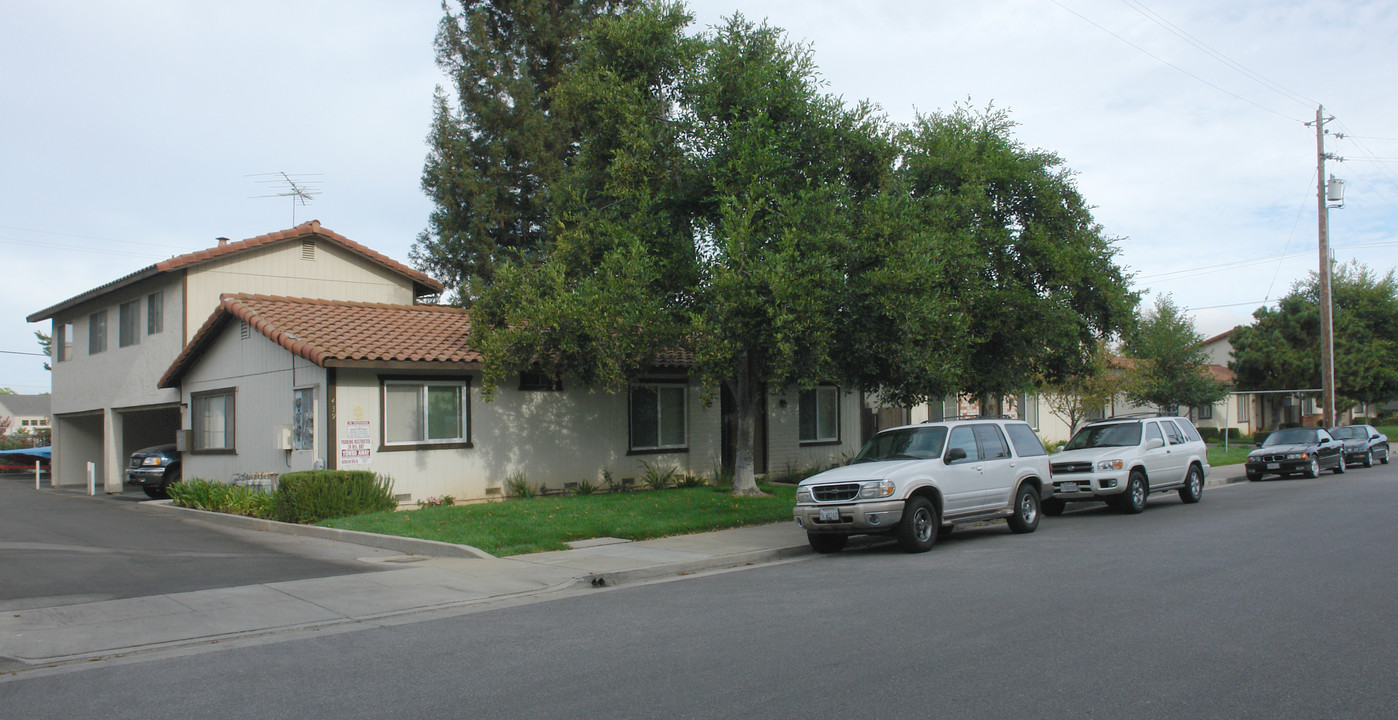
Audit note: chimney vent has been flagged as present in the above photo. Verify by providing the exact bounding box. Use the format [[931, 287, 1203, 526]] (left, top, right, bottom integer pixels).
[[216, 237, 230, 247]]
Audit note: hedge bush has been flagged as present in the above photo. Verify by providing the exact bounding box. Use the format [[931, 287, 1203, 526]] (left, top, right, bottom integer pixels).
[[169, 478, 275, 518], [273, 470, 397, 524]]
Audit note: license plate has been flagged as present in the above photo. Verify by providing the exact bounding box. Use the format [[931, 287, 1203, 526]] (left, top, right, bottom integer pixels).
[[1060, 482, 1078, 493], [1267, 463, 1279, 470], [818, 507, 840, 522]]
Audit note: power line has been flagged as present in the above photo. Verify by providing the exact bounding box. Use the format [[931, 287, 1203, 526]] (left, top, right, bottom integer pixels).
[[1049, 0, 1306, 124]]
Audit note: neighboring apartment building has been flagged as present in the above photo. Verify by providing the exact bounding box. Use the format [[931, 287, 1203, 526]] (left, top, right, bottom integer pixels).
[[0, 394, 51, 439], [26, 221, 441, 491]]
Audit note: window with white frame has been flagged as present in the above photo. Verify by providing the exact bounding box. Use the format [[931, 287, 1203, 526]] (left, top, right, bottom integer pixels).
[[292, 388, 315, 450], [799, 385, 840, 443], [88, 310, 107, 354], [630, 383, 687, 451], [1016, 393, 1040, 429], [1196, 404, 1213, 420], [147, 291, 163, 335], [118, 299, 140, 347], [383, 379, 469, 446], [1237, 395, 1250, 422], [192, 389, 236, 451]]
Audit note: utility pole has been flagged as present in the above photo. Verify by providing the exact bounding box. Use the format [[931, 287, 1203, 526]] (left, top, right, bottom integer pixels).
[[1312, 105, 1337, 427]]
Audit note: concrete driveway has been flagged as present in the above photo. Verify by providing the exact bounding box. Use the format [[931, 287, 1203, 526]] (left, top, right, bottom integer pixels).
[[0, 474, 393, 612]]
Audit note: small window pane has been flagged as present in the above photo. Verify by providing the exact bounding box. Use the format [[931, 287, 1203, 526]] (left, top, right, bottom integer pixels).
[[385, 385, 423, 443], [193, 390, 235, 450], [147, 292, 163, 335], [119, 300, 140, 347], [947, 426, 980, 462], [658, 386, 686, 447], [426, 385, 462, 440], [292, 388, 314, 450], [89, 311, 107, 354], [630, 385, 660, 449]]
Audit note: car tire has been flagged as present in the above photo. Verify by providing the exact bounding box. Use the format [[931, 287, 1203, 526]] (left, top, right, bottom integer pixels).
[[1118, 471, 1148, 514], [1006, 484, 1041, 534], [1305, 458, 1320, 478], [142, 484, 165, 499], [1382, 447, 1390, 465], [1042, 497, 1066, 516], [895, 496, 937, 553], [807, 533, 847, 554], [1178, 464, 1204, 504], [1247, 471, 1262, 482], [1364, 449, 1375, 468], [1334, 456, 1347, 475]]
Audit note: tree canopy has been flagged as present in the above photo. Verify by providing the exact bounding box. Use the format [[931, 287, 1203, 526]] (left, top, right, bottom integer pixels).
[[419, 1, 1136, 494], [1231, 261, 1398, 407], [1123, 295, 1228, 414]]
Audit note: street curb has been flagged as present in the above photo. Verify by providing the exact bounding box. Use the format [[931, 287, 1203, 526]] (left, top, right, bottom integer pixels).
[[576, 544, 813, 589], [146, 501, 495, 559]]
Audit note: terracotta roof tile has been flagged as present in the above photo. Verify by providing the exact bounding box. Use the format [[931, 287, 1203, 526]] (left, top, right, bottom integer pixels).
[[160, 295, 478, 388], [28, 221, 442, 323]]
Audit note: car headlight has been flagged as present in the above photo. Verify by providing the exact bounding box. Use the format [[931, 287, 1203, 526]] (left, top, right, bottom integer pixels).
[[141, 456, 167, 467], [796, 487, 812, 503], [1288, 452, 1310, 460], [859, 480, 896, 499], [1097, 459, 1123, 471]]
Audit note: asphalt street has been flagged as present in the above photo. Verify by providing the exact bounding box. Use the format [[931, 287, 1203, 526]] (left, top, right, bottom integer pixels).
[[2, 465, 1394, 719], [0, 475, 392, 611]]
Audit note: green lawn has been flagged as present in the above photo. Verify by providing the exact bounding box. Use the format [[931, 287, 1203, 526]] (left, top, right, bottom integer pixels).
[[1208, 443, 1251, 467], [321, 485, 797, 557]]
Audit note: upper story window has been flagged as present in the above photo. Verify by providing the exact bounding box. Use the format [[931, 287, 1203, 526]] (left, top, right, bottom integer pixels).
[[519, 369, 563, 391], [192, 388, 236, 452], [147, 291, 164, 335], [630, 383, 687, 452], [799, 385, 840, 444], [56, 322, 73, 362], [88, 310, 107, 355], [118, 299, 140, 348], [383, 379, 470, 447]]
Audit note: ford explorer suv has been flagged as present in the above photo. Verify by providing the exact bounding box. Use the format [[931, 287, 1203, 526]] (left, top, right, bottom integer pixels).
[[125, 443, 182, 499], [1046, 416, 1208, 515], [793, 419, 1052, 554]]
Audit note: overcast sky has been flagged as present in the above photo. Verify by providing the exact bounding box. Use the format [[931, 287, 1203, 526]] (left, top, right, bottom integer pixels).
[[3, 0, 1395, 395]]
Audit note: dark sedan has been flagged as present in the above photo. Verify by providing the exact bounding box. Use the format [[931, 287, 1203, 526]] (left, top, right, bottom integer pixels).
[[1246, 427, 1345, 481], [1327, 424, 1390, 468]]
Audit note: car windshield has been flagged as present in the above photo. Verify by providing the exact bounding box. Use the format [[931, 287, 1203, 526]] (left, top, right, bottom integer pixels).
[[852, 427, 949, 463], [1064, 422, 1142, 450], [1264, 428, 1318, 446], [1327, 426, 1364, 440]]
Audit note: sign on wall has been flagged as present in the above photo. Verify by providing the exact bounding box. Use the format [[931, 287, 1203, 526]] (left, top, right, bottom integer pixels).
[[340, 419, 372, 467]]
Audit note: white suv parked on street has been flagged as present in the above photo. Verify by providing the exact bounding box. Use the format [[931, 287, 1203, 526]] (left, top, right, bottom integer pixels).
[[792, 418, 1052, 553], [1046, 416, 1209, 515]]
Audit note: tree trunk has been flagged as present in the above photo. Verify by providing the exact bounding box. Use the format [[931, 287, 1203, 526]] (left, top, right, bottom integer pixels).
[[728, 351, 765, 497]]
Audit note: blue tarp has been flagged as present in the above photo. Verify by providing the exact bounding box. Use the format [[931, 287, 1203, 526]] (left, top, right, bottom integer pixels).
[[0, 446, 50, 462]]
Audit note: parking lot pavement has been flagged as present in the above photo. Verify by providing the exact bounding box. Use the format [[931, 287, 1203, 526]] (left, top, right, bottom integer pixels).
[[0, 474, 397, 612]]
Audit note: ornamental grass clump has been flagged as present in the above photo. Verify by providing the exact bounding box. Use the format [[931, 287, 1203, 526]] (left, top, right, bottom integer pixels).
[[273, 470, 397, 524], [168, 478, 275, 519]]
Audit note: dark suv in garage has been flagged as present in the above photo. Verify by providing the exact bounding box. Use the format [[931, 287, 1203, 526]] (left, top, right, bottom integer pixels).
[[125, 443, 182, 498]]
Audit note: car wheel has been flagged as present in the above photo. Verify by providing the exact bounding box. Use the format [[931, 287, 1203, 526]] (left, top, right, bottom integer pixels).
[[1305, 458, 1320, 478], [807, 533, 847, 554], [1006, 484, 1041, 534], [1118, 471, 1148, 514], [1178, 464, 1204, 504], [895, 496, 937, 553], [1247, 471, 1262, 482], [1042, 497, 1066, 516], [1334, 456, 1347, 475], [142, 484, 165, 499], [1382, 447, 1390, 465], [1364, 449, 1375, 468]]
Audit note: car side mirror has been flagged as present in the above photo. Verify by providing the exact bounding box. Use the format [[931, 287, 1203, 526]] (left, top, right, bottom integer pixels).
[[946, 447, 967, 462], [1146, 437, 1165, 450]]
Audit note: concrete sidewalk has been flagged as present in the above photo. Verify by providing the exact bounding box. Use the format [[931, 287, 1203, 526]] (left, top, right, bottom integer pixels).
[[0, 469, 1249, 671]]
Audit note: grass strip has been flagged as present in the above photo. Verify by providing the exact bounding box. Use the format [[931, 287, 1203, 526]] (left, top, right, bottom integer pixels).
[[319, 485, 796, 557]]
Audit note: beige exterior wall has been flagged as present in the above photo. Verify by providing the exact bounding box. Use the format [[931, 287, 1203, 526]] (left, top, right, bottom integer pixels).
[[183, 240, 418, 337], [763, 387, 864, 476]]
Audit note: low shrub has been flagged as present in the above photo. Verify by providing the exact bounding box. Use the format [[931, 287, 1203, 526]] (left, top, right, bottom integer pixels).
[[640, 461, 677, 491], [417, 495, 455, 508], [675, 474, 707, 488], [574, 479, 598, 495], [273, 470, 397, 524], [505, 471, 534, 499], [1253, 430, 1271, 445], [169, 478, 275, 519], [1198, 427, 1219, 442]]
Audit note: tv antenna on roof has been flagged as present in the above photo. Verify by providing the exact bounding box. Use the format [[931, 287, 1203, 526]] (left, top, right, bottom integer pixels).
[[248, 172, 323, 224]]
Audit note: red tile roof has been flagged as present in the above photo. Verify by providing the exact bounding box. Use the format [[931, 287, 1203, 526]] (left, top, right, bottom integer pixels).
[[28, 221, 442, 322], [159, 295, 479, 388]]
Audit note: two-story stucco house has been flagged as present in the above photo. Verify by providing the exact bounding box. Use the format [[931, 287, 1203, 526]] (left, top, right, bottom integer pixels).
[[26, 221, 441, 492]]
